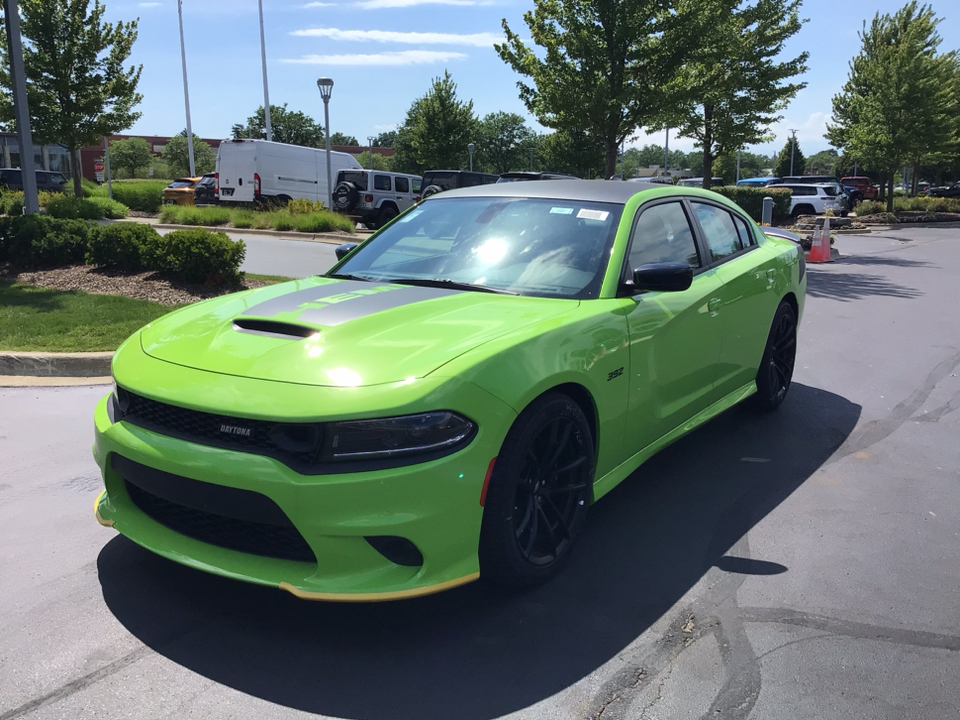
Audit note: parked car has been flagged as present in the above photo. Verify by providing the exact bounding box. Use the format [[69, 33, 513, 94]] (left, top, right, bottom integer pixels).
[[94, 179, 806, 600], [162, 176, 203, 206], [193, 173, 217, 205], [332, 169, 422, 229], [420, 170, 498, 198], [216, 139, 362, 208], [0, 168, 69, 193], [497, 171, 579, 182], [678, 177, 726, 187], [766, 182, 845, 217], [627, 176, 675, 184], [924, 182, 960, 198], [781, 175, 852, 213], [840, 176, 878, 201], [736, 177, 780, 187]]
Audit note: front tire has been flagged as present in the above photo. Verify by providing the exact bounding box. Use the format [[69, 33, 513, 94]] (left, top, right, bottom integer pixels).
[[479, 393, 595, 587], [752, 301, 797, 411]]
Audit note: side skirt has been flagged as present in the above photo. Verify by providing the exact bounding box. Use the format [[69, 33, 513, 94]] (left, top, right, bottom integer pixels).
[[592, 381, 757, 501]]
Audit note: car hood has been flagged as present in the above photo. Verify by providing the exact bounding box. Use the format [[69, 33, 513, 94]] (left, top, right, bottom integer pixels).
[[140, 277, 574, 387]]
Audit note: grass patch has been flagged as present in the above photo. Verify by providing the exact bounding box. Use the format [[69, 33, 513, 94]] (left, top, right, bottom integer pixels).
[[159, 205, 232, 226], [157, 203, 356, 233], [246, 272, 299, 283], [0, 282, 176, 352]]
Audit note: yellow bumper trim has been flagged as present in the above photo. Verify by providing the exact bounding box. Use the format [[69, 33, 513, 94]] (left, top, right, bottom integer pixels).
[[94, 490, 115, 527], [279, 572, 480, 602]]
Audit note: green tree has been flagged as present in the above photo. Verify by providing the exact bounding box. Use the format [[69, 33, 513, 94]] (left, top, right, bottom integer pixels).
[[163, 131, 216, 177], [806, 148, 839, 175], [0, 0, 143, 197], [391, 72, 477, 175], [537, 128, 604, 178], [774, 136, 806, 177], [373, 131, 397, 147], [477, 112, 534, 173], [826, 2, 959, 209], [496, 0, 695, 179], [330, 132, 359, 146], [354, 151, 393, 171], [231, 104, 324, 147], [653, 0, 807, 188], [714, 149, 768, 182], [109, 137, 153, 178]]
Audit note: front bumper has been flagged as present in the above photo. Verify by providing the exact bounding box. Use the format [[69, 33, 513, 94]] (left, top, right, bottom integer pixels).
[[93, 349, 515, 601]]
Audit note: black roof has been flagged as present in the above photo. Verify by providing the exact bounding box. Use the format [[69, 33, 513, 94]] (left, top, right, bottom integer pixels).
[[431, 179, 682, 205]]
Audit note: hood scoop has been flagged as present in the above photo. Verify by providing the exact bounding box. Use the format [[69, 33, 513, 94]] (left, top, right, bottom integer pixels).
[[232, 318, 318, 340]]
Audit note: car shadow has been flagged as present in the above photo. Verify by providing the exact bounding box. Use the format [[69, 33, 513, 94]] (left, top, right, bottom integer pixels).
[[805, 268, 923, 301], [97, 382, 860, 720]]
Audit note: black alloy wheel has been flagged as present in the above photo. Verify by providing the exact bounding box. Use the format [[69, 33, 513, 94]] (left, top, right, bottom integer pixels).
[[480, 393, 594, 586], [377, 204, 399, 228], [753, 301, 797, 411]]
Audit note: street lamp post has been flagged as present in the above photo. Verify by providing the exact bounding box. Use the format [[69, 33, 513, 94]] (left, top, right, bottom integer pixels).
[[317, 78, 334, 210], [467, 143, 475, 172], [368, 136, 375, 170], [529, 148, 534, 171], [177, 0, 196, 176]]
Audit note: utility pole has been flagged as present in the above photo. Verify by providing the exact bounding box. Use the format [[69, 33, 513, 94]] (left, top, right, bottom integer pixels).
[[177, 0, 196, 176], [664, 128, 669, 173], [4, 0, 38, 212], [789, 129, 797, 177]]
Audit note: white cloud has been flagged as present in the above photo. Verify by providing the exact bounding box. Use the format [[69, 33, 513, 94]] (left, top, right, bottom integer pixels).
[[280, 50, 467, 65], [303, 2, 336, 6], [355, 0, 489, 8], [291, 28, 500, 46]]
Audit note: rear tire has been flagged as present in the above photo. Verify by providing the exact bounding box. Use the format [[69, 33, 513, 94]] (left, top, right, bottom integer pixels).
[[479, 393, 595, 587], [752, 302, 797, 411]]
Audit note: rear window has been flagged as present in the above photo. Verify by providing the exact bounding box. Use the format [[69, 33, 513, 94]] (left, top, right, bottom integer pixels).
[[167, 180, 195, 189], [423, 172, 459, 191], [822, 186, 838, 196], [338, 171, 369, 191]]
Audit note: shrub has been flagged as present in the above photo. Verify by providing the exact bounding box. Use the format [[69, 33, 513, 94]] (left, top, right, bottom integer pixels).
[[45, 195, 130, 220], [147, 228, 245, 286], [86, 223, 161, 272], [858, 196, 960, 216], [271, 212, 295, 231], [0, 191, 25, 216], [159, 205, 231, 226], [287, 197, 327, 214], [713, 186, 793, 223], [88, 196, 130, 219], [0, 215, 90, 267], [102, 181, 166, 213]]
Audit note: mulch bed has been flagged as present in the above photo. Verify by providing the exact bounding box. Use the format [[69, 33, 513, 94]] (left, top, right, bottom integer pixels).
[[1, 264, 278, 306], [857, 211, 960, 224]]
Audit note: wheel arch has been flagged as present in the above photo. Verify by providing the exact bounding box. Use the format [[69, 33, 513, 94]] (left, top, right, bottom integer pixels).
[[511, 382, 600, 462]]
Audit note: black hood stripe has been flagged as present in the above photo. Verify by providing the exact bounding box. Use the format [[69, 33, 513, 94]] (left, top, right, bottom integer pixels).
[[242, 280, 463, 327]]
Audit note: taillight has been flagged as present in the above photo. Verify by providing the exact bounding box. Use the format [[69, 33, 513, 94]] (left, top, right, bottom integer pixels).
[[214, 172, 219, 195], [254, 172, 261, 195], [364, 194, 373, 203], [415, 195, 422, 202]]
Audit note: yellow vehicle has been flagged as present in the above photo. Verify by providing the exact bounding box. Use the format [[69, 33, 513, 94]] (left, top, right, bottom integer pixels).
[[162, 177, 202, 206]]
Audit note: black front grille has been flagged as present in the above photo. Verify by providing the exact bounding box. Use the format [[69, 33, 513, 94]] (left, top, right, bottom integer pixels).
[[115, 455, 316, 564], [118, 389, 321, 468]]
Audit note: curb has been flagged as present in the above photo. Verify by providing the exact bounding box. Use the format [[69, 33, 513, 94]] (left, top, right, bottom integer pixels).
[[0, 375, 112, 388], [0, 351, 113, 378]]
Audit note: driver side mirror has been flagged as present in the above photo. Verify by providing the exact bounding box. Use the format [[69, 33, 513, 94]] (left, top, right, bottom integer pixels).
[[628, 262, 693, 293], [335, 243, 359, 260]]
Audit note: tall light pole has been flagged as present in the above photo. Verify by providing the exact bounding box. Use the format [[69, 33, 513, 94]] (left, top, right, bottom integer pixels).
[[467, 142, 474, 172], [4, 0, 38, 212], [317, 78, 334, 210], [367, 136, 375, 170], [736, 149, 741, 183], [257, 0, 272, 141], [789, 129, 797, 177], [529, 147, 534, 171], [177, 0, 195, 176], [664, 128, 669, 174]]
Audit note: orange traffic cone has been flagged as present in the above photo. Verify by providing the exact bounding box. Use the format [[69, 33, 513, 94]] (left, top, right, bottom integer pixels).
[[808, 216, 833, 263]]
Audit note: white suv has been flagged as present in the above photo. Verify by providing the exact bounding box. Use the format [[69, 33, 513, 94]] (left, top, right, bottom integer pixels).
[[767, 183, 845, 217], [332, 170, 422, 229]]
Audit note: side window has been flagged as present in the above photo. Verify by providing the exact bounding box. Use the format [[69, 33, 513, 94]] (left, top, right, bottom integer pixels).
[[412, 178, 422, 194], [627, 201, 701, 274], [732, 214, 756, 248], [692, 202, 743, 262], [374, 174, 392, 191], [395, 176, 409, 193]]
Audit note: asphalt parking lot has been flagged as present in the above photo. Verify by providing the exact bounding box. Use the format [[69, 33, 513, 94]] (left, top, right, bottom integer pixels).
[[1, 226, 957, 720]]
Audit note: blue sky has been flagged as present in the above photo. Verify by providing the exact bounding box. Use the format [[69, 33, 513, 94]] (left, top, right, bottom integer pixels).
[[108, 0, 959, 158]]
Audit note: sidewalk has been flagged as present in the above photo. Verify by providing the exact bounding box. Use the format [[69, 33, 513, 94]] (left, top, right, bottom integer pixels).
[[114, 214, 369, 245]]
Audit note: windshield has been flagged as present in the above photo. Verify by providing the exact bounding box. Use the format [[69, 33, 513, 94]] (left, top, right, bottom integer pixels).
[[332, 196, 622, 299]]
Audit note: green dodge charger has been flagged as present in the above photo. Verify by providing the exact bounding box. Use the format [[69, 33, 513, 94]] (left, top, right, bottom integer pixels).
[[94, 180, 805, 601]]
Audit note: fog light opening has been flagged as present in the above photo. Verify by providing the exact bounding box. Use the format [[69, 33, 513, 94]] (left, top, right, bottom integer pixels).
[[365, 536, 424, 567]]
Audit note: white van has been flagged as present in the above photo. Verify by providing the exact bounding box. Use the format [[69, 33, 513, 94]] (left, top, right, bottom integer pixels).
[[215, 139, 362, 207]]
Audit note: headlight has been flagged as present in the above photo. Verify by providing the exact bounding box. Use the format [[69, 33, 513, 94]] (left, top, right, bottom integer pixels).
[[327, 411, 476, 460]]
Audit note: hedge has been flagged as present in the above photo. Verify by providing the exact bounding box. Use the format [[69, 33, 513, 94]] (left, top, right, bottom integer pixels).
[[0, 215, 92, 267], [86, 223, 161, 272], [45, 195, 129, 220], [84, 180, 166, 213], [148, 229, 245, 286], [713, 186, 793, 223], [858, 196, 960, 215]]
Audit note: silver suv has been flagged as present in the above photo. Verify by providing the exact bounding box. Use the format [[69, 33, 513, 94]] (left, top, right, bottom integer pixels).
[[332, 170, 422, 229], [767, 183, 846, 217]]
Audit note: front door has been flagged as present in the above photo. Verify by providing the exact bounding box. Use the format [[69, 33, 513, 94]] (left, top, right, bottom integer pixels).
[[623, 200, 726, 456]]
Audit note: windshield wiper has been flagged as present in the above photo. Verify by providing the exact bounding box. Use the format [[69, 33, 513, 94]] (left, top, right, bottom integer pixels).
[[327, 272, 373, 282], [387, 277, 517, 295]]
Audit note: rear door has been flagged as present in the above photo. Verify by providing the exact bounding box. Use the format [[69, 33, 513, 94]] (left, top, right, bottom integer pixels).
[[216, 142, 257, 203]]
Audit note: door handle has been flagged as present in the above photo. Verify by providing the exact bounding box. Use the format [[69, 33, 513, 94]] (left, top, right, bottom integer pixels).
[[708, 298, 722, 313]]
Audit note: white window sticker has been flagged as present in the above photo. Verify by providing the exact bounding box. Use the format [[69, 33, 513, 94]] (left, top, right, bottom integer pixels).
[[550, 207, 574, 215], [577, 208, 609, 221]]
